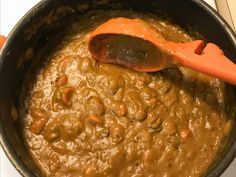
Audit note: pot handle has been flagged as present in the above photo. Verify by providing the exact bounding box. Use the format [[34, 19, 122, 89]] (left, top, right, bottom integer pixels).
[[0, 35, 7, 49]]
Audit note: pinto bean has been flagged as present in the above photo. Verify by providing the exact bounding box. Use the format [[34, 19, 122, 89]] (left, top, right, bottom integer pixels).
[[156, 79, 173, 94], [110, 124, 125, 144], [87, 96, 105, 116], [179, 128, 191, 139], [125, 142, 138, 163], [30, 108, 50, 120], [52, 86, 75, 110], [55, 74, 68, 87], [84, 165, 99, 177], [107, 75, 125, 95], [110, 100, 127, 117], [60, 114, 84, 141], [125, 91, 147, 121], [147, 112, 162, 132], [30, 91, 44, 107], [140, 87, 158, 108], [32, 90, 44, 99], [114, 87, 125, 100], [30, 118, 49, 135], [79, 57, 95, 73], [135, 74, 151, 88], [29, 108, 50, 135], [78, 86, 99, 100], [43, 118, 61, 142], [109, 148, 126, 171], [51, 141, 67, 155], [87, 114, 104, 126], [140, 87, 157, 100], [99, 127, 110, 138], [143, 149, 157, 166], [57, 56, 73, 72], [42, 66, 53, 79], [163, 119, 177, 136], [60, 87, 75, 106]]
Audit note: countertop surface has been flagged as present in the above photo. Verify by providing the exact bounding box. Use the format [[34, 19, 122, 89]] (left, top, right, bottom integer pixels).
[[0, 0, 235, 177]]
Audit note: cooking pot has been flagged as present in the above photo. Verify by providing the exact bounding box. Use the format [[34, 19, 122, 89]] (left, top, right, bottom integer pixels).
[[1, 0, 236, 176]]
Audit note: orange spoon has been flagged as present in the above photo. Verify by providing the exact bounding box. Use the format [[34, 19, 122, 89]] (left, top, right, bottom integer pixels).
[[88, 18, 236, 85]]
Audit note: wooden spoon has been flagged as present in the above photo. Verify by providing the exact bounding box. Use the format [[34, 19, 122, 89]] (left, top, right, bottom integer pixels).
[[88, 18, 236, 85]]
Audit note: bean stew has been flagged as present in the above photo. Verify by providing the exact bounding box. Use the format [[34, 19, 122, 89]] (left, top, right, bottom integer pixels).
[[21, 10, 235, 177]]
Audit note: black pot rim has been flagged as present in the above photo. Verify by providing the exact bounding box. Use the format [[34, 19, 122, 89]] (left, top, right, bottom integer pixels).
[[0, 1, 49, 176], [0, 0, 236, 177]]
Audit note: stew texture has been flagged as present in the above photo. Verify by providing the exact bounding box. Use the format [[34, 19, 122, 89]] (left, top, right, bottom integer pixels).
[[21, 11, 233, 177]]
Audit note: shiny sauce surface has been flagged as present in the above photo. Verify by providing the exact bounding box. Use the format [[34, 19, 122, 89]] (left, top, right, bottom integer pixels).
[[22, 11, 232, 177]]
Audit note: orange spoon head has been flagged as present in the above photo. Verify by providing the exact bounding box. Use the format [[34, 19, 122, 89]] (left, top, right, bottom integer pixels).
[[89, 33, 169, 72], [88, 17, 236, 85]]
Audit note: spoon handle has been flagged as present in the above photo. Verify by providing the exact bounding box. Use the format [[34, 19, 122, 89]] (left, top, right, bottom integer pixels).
[[0, 35, 6, 49], [175, 42, 236, 85]]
